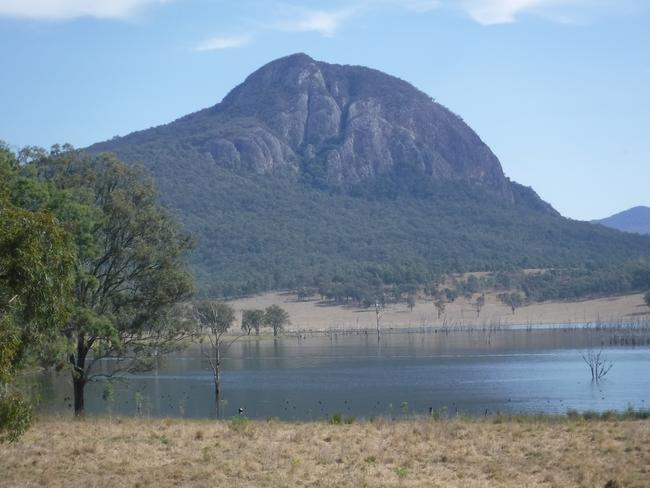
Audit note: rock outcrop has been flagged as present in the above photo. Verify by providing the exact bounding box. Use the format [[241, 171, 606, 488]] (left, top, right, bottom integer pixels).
[[91, 53, 515, 200]]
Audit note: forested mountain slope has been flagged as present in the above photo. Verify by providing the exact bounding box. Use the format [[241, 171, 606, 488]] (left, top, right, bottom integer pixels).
[[88, 54, 650, 296]]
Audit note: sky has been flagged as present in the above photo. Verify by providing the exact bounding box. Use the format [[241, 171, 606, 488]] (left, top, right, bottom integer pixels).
[[0, 0, 648, 220]]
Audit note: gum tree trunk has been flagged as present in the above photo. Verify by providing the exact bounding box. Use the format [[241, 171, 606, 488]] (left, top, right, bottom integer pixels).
[[70, 335, 88, 417]]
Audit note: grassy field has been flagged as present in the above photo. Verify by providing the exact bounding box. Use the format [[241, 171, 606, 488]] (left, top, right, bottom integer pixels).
[[2, 416, 649, 487], [228, 291, 650, 331]]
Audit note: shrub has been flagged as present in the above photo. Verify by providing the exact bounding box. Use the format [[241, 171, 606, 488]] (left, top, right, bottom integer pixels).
[[329, 412, 342, 425], [230, 415, 249, 430], [0, 392, 33, 443], [396, 467, 408, 479]]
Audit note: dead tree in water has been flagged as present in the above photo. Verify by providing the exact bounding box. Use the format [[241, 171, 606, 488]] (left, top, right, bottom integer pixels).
[[581, 349, 613, 382], [374, 302, 382, 342], [193, 301, 240, 418]]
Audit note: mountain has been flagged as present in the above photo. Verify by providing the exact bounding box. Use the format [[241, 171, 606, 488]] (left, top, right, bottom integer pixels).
[[593, 206, 650, 235], [88, 53, 650, 296]]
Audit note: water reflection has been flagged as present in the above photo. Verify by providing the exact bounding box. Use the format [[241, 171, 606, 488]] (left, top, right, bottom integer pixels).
[[38, 327, 650, 420]]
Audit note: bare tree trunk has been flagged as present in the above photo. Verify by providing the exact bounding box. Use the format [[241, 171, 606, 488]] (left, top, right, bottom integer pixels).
[[214, 345, 221, 419], [375, 304, 381, 343]]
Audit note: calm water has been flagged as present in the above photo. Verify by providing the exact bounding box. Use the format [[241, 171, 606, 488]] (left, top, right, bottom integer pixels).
[[38, 326, 650, 419]]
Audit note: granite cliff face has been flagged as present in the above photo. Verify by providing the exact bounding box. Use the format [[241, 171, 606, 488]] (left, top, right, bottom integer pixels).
[[91, 53, 516, 201]]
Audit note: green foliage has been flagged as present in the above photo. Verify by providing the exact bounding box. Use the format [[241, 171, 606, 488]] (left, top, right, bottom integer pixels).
[[8, 145, 193, 415], [328, 412, 355, 425], [400, 401, 409, 414], [241, 309, 265, 335], [454, 264, 650, 305], [0, 144, 76, 430], [0, 206, 75, 380], [194, 301, 236, 335], [329, 412, 342, 425], [497, 291, 525, 313], [513, 263, 650, 302], [264, 305, 290, 336], [88, 139, 650, 299], [0, 144, 76, 439], [229, 415, 249, 429], [101, 383, 114, 403], [565, 408, 649, 422], [0, 391, 33, 443]]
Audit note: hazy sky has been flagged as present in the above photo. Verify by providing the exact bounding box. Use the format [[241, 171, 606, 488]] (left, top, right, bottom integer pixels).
[[1, 0, 648, 220]]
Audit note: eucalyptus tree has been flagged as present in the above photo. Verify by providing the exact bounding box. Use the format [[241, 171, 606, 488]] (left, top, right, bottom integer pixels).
[[24, 147, 193, 416], [498, 292, 524, 314], [264, 305, 290, 337], [0, 144, 75, 439], [241, 309, 264, 335], [193, 301, 238, 418]]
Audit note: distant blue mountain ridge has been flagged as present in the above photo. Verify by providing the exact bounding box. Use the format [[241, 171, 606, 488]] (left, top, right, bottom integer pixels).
[[593, 206, 650, 235]]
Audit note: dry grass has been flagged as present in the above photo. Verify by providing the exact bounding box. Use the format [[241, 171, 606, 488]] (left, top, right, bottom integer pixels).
[[2, 416, 649, 487], [228, 291, 650, 331]]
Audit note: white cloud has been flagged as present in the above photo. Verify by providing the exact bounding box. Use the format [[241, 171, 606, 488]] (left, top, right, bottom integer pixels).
[[0, 0, 168, 20], [278, 7, 356, 37], [458, 0, 580, 25], [195, 34, 253, 51], [375, 0, 648, 25]]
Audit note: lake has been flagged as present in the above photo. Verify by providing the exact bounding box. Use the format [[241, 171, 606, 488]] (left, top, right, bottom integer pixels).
[[38, 325, 650, 420]]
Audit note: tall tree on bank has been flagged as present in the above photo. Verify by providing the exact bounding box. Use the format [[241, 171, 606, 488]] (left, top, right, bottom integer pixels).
[[0, 144, 75, 440], [193, 301, 238, 418], [264, 305, 290, 337], [24, 147, 193, 416]]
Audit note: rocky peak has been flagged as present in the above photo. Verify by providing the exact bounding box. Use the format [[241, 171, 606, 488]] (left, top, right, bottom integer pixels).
[[93, 53, 516, 200]]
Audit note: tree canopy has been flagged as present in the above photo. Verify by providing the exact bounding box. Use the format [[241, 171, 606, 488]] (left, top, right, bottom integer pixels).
[[4, 145, 194, 415], [264, 305, 290, 337], [0, 144, 75, 441]]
